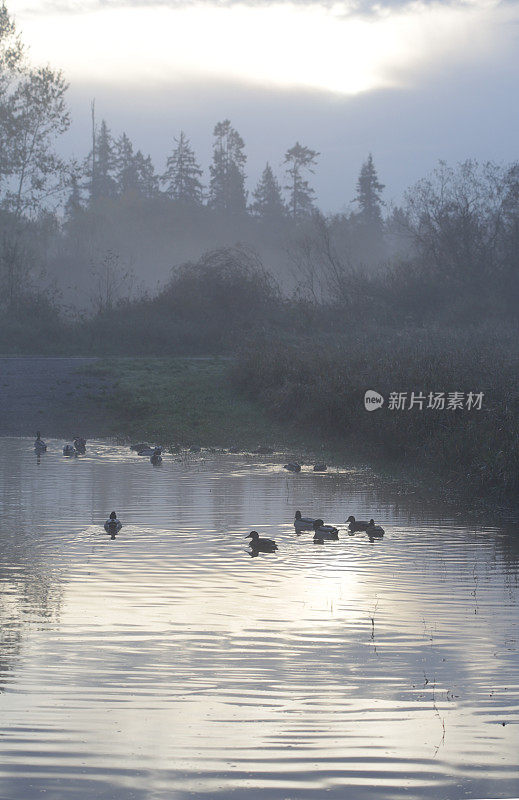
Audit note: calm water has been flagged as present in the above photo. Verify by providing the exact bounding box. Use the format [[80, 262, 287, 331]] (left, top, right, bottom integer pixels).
[[0, 438, 518, 800]]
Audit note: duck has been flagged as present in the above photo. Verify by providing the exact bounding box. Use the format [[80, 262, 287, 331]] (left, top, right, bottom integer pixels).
[[294, 510, 318, 531], [34, 431, 47, 452], [130, 442, 149, 452], [150, 448, 163, 465], [73, 437, 86, 454], [284, 462, 301, 473], [247, 530, 278, 552], [313, 519, 339, 539], [63, 444, 77, 456], [366, 519, 385, 536], [104, 511, 122, 536], [347, 515, 370, 532], [313, 463, 327, 472]]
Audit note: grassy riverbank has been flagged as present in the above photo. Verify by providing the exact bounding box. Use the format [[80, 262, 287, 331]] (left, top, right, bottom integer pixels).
[[82, 356, 313, 453]]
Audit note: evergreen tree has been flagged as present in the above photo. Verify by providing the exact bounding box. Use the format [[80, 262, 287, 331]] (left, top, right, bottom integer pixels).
[[209, 119, 247, 214], [64, 174, 82, 223], [355, 153, 385, 227], [133, 150, 159, 199], [162, 131, 204, 204], [250, 162, 286, 220], [114, 132, 137, 196], [284, 142, 319, 220], [91, 119, 117, 201]]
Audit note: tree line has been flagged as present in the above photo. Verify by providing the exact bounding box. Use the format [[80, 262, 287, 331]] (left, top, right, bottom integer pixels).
[[0, 2, 384, 227], [1, 0, 518, 332], [76, 115, 329, 221]]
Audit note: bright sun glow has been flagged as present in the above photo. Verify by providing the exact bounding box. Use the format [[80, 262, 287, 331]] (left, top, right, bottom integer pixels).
[[8, 0, 508, 95]]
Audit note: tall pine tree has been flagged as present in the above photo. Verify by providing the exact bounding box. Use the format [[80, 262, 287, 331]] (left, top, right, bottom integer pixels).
[[90, 119, 117, 202], [355, 153, 384, 227], [250, 162, 286, 221], [284, 142, 319, 220], [162, 131, 204, 204], [114, 132, 137, 196], [209, 120, 247, 214]]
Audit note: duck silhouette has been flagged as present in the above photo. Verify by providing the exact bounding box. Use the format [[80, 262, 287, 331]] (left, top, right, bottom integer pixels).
[[367, 519, 385, 537], [347, 515, 370, 532], [104, 511, 122, 537], [284, 462, 301, 473], [313, 519, 339, 540], [247, 531, 278, 553], [73, 437, 86, 454], [150, 448, 163, 465], [294, 510, 318, 531], [34, 432, 47, 452]]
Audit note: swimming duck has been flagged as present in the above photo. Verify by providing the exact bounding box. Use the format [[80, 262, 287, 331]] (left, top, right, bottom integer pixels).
[[34, 432, 47, 452], [294, 510, 318, 531], [313, 519, 339, 539], [150, 448, 163, 465], [367, 519, 385, 536], [284, 462, 301, 473], [247, 531, 278, 552], [104, 511, 122, 536], [63, 444, 77, 456], [73, 437, 86, 454], [347, 515, 370, 532], [313, 463, 327, 472]]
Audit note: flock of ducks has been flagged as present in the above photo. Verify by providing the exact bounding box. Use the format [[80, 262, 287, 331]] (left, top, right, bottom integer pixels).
[[33, 433, 386, 551], [245, 512, 385, 554], [35, 433, 162, 464]]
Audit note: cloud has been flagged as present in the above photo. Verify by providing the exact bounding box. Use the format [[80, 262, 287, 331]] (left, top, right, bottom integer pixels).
[[10, 0, 515, 16], [11, 0, 517, 98]]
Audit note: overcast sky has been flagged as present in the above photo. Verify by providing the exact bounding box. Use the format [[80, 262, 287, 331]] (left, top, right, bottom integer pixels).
[[8, 0, 519, 211]]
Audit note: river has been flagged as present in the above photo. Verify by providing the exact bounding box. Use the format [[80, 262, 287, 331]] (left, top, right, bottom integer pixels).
[[0, 438, 518, 799]]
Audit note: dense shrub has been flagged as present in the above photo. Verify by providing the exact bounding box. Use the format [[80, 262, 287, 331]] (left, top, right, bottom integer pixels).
[[231, 326, 519, 501]]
